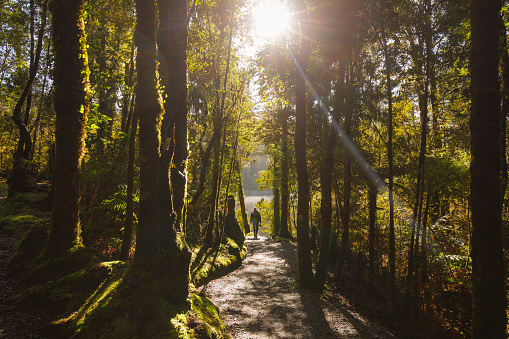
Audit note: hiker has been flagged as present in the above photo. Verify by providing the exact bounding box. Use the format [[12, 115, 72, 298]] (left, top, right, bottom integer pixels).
[[250, 207, 261, 239]]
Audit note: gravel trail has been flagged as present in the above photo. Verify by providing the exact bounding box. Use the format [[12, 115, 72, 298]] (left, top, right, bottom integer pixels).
[[205, 236, 399, 339]]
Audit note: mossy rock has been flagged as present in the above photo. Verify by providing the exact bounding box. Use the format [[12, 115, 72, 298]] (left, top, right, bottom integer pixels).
[[23, 246, 105, 284], [7, 158, 37, 197], [272, 236, 293, 243], [9, 224, 102, 283], [191, 238, 247, 287], [0, 191, 48, 216], [8, 222, 49, 277], [223, 214, 245, 249], [0, 214, 44, 238], [189, 291, 230, 339], [0, 189, 50, 240]]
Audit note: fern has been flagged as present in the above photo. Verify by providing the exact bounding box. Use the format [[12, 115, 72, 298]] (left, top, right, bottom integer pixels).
[[101, 197, 127, 212], [101, 185, 139, 215]]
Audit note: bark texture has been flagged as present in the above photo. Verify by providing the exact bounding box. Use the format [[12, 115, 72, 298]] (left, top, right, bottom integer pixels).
[[133, 0, 190, 305], [469, 0, 507, 337], [133, 0, 163, 261], [158, 0, 189, 233], [279, 108, 292, 238], [46, 0, 89, 253], [294, 0, 315, 290]]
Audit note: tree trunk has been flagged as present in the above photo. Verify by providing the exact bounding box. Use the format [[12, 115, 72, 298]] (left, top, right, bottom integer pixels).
[[336, 68, 353, 275], [94, 34, 117, 153], [8, 2, 47, 197], [121, 45, 135, 134], [315, 66, 345, 290], [294, 0, 315, 290], [161, 0, 188, 231], [237, 159, 249, 233], [31, 40, 51, 162], [367, 182, 377, 297], [279, 107, 292, 238], [46, 0, 88, 253], [380, 0, 396, 314], [204, 28, 233, 246], [421, 187, 431, 283], [500, 20, 509, 201], [470, 0, 507, 337], [406, 0, 433, 296], [188, 124, 217, 211], [120, 109, 138, 262], [133, 0, 163, 261], [273, 155, 281, 237]]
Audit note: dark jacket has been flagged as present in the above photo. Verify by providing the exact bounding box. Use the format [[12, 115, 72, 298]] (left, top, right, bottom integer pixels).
[[250, 210, 261, 225]]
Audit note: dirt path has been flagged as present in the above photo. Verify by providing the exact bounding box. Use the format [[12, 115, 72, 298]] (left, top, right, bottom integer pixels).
[[205, 236, 398, 339]]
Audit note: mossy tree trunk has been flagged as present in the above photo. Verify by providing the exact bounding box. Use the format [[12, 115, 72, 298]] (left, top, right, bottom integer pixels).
[[204, 28, 233, 247], [131, 0, 190, 306], [133, 0, 162, 262], [46, 0, 88, 253], [469, 0, 507, 337], [8, 1, 47, 197], [168, 0, 189, 231], [236, 159, 250, 233], [500, 18, 509, 201], [158, 0, 189, 234]]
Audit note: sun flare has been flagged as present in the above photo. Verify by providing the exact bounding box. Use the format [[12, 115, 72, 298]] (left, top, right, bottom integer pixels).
[[253, 1, 291, 40]]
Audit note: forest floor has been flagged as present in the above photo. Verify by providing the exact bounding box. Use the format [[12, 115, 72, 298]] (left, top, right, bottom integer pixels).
[[0, 179, 48, 337], [204, 234, 400, 339], [0, 236, 47, 338]]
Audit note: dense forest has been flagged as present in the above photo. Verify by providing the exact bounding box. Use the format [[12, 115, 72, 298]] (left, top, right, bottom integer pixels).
[[0, 0, 507, 337]]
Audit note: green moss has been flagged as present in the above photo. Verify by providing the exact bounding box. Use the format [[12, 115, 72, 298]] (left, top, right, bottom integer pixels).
[[0, 191, 48, 216], [0, 189, 49, 241], [62, 260, 192, 338], [22, 245, 105, 284], [11, 261, 127, 317], [69, 272, 129, 337], [61, 249, 236, 338], [8, 222, 49, 277], [272, 236, 293, 243], [190, 291, 230, 339], [171, 313, 194, 338], [0, 214, 44, 238], [190, 238, 247, 287]]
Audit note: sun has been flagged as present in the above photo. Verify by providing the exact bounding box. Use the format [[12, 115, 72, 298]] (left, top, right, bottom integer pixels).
[[253, 1, 291, 40]]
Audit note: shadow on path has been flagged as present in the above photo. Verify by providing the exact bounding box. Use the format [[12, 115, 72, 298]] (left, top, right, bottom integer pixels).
[[205, 236, 398, 338]]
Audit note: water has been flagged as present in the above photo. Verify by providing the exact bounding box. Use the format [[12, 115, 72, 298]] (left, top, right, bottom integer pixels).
[[243, 194, 272, 213]]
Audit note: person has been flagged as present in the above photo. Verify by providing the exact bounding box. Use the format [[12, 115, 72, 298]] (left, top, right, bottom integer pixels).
[[250, 207, 261, 239]]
